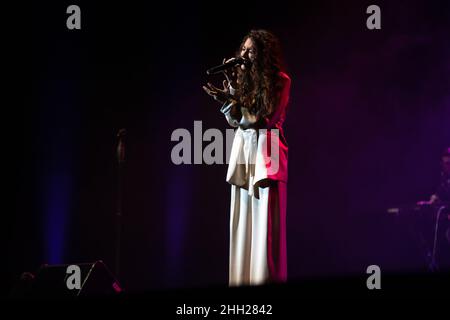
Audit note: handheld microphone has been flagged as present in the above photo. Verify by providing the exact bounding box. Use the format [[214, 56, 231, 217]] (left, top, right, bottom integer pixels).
[[206, 57, 250, 75]]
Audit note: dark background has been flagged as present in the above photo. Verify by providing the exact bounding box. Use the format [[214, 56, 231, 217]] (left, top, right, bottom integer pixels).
[[6, 0, 450, 294]]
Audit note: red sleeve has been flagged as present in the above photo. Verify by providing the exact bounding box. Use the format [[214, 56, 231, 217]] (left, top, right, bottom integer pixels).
[[266, 72, 291, 129]]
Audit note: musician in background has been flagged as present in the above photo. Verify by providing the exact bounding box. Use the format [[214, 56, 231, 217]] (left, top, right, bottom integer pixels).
[[427, 147, 450, 204], [429, 147, 450, 268], [413, 147, 450, 270]]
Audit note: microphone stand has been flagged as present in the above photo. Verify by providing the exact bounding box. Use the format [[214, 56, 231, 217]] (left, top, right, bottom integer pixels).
[[115, 128, 126, 280], [429, 204, 448, 272]]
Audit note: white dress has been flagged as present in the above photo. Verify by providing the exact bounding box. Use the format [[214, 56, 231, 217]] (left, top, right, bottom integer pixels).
[[220, 72, 291, 286]]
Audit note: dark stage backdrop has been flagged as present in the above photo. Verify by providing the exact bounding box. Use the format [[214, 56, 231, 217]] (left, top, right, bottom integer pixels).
[[6, 0, 450, 293]]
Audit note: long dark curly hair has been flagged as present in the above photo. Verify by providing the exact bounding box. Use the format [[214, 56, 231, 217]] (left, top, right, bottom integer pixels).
[[235, 30, 285, 118]]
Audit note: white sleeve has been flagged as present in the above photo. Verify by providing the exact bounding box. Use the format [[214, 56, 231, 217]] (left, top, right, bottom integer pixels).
[[220, 101, 240, 127]]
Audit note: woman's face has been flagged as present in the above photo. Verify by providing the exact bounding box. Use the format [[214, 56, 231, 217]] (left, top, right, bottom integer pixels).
[[240, 37, 256, 70]]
